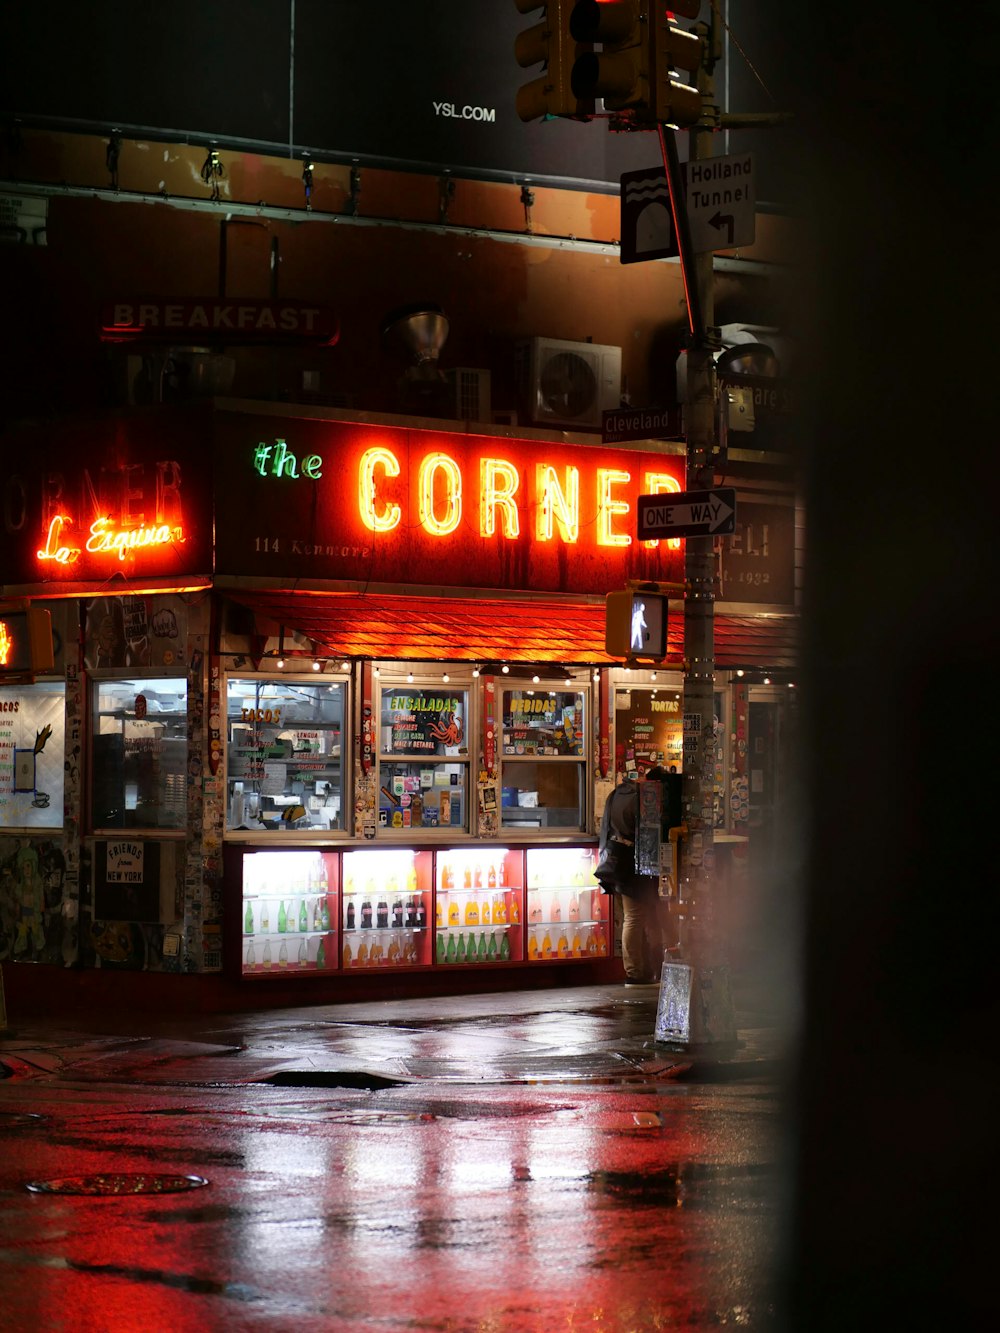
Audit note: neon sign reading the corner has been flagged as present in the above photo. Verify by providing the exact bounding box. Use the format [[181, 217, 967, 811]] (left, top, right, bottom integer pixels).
[[253, 438, 681, 548], [36, 513, 185, 565]]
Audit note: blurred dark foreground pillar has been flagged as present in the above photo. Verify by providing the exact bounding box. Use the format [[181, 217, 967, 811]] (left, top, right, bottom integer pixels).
[[780, 2, 1000, 1327]]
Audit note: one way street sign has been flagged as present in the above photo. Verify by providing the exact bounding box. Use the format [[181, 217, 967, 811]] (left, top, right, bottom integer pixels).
[[637, 487, 737, 540]]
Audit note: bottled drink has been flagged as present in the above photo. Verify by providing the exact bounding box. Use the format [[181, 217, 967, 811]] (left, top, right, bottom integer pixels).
[[488, 932, 498, 960], [392, 898, 404, 928], [298, 939, 308, 967], [260, 901, 270, 932], [456, 932, 467, 963], [347, 900, 356, 930], [246, 941, 256, 968], [407, 865, 418, 894], [244, 901, 254, 935], [321, 899, 330, 930], [465, 897, 479, 926], [316, 937, 326, 969], [417, 896, 427, 929], [464, 932, 476, 964], [357, 939, 369, 967], [263, 941, 272, 970], [435, 897, 443, 927], [278, 941, 288, 968], [463, 864, 473, 890], [551, 894, 562, 922], [361, 898, 373, 929], [313, 899, 322, 930], [406, 896, 418, 927], [387, 934, 401, 964], [447, 898, 460, 927], [499, 933, 510, 961], [572, 932, 582, 957], [508, 894, 519, 925], [528, 932, 538, 961], [568, 893, 580, 922], [481, 895, 491, 925], [437, 933, 447, 964], [473, 863, 483, 889], [277, 901, 287, 933], [318, 858, 329, 893], [441, 860, 453, 890], [487, 863, 497, 890], [343, 938, 353, 967], [298, 900, 308, 932], [477, 931, 488, 962], [541, 929, 552, 959], [446, 934, 457, 964], [377, 899, 389, 928], [498, 858, 507, 887], [557, 931, 569, 958]]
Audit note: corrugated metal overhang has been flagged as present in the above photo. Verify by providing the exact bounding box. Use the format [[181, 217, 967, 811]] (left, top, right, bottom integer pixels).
[[223, 591, 798, 672]]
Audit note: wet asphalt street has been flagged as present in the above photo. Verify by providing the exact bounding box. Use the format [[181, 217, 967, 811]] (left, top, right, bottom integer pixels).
[[0, 980, 791, 1332]]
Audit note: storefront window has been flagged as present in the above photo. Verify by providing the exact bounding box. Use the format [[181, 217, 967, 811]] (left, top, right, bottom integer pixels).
[[378, 685, 469, 833], [0, 681, 66, 830], [91, 677, 188, 831], [500, 687, 587, 831], [225, 677, 347, 833]]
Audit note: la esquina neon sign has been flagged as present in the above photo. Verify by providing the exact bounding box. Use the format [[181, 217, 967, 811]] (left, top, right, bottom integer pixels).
[[36, 513, 185, 566], [0, 620, 11, 665], [252, 437, 682, 549]]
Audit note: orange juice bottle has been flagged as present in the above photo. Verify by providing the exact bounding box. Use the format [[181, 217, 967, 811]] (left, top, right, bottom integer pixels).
[[597, 928, 608, 956], [343, 938, 353, 967], [448, 898, 460, 926], [463, 864, 473, 889], [557, 931, 569, 958], [528, 931, 539, 961], [481, 894, 491, 925], [488, 863, 497, 890], [465, 896, 479, 926], [572, 932, 582, 957], [541, 929, 552, 959], [357, 939, 369, 966], [508, 894, 519, 925]]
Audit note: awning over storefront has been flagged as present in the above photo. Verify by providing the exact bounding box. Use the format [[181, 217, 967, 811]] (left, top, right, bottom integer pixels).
[[223, 590, 798, 672]]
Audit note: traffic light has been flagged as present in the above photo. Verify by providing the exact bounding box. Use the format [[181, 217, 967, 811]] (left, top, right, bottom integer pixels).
[[513, 1, 595, 123], [568, 1, 704, 128], [605, 589, 668, 660]]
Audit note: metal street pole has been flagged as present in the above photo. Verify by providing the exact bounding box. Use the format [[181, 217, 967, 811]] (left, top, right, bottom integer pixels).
[[656, 2, 737, 1048]]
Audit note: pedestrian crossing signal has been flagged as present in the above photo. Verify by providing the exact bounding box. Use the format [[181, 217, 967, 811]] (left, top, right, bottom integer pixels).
[[604, 590, 667, 660]]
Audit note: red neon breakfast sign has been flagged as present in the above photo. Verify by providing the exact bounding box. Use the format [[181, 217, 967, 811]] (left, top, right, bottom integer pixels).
[[216, 413, 686, 596]]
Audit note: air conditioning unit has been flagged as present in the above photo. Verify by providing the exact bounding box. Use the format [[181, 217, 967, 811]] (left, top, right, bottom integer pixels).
[[445, 367, 492, 422], [516, 337, 622, 430]]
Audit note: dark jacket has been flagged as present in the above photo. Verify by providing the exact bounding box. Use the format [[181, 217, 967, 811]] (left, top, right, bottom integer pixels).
[[597, 780, 657, 899]]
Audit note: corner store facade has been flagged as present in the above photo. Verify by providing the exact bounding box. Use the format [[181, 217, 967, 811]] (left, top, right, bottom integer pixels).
[[0, 397, 797, 998]]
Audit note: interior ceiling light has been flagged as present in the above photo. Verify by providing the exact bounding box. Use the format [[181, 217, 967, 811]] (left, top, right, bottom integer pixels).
[[312, 660, 321, 671], [276, 657, 285, 669], [472, 667, 480, 678], [442, 672, 450, 683], [532, 675, 540, 684], [407, 671, 414, 683], [340, 660, 349, 671], [501, 664, 510, 674]]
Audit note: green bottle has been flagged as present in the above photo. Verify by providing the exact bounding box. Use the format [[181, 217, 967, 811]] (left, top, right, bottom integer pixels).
[[244, 901, 254, 935], [437, 933, 447, 964], [316, 937, 326, 969], [499, 932, 511, 961], [456, 932, 467, 963], [477, 931, 488, 962], [488, 932, 498, 960], [298, 900, 308, 932], [277, 901, 287, 933], [261, 901, 270, 931], [321, 899, 330, 930], [313, 899, 322, 930], [446, 933, 457, 964]]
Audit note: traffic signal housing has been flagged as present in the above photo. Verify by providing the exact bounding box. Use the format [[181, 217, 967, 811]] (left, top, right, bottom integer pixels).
[[513, 0, 595, 123], [568, 0, 703, 128], [605, 589, 668, 660]]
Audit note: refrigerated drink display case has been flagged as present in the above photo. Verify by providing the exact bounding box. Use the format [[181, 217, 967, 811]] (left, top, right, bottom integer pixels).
[[525, 846, 608, 962], [435, 847, 524, 966], [239, 848, 338, 976], [341, 847, 433, 970]]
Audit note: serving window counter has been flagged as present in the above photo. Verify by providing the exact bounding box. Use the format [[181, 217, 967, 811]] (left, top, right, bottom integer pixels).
[[226, 842, 608, 979]]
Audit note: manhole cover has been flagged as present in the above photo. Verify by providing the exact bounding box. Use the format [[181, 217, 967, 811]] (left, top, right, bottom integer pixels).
[[25, 1173, 209, 1196]]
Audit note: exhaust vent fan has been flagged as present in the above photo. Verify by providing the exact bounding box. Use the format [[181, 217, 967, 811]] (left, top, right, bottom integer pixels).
[[516, 337, 622, 430]]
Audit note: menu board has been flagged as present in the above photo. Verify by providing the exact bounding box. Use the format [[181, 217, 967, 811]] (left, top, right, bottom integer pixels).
[[380, 691, 468, 757], [614, 689, 683, 781], [501, 690, 584, 758], [0, 682, 65, 830]]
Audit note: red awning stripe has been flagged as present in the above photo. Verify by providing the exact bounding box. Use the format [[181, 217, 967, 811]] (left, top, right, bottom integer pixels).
[[225, 591, 797, 670]]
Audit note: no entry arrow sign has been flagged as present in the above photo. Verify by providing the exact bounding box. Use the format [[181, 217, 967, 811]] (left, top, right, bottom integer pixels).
[[637, 488, 737, 540]]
